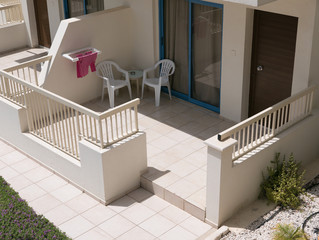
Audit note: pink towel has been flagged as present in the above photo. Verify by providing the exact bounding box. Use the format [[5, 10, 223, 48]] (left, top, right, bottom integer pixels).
[[76, 51, 97, 78]]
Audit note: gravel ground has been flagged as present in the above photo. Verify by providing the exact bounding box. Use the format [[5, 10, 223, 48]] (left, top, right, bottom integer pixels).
[[222, 175, 319, 240]]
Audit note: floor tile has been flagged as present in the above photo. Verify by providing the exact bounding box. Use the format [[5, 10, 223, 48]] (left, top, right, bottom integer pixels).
[[36, 174, 68, 192], [50, 184, 82, 202], [139, 214, 175, 237], [108, 195, 136, 213], [44, 204, 78, 226], [81, 204, 117, 225], [179, 216, 211, 236], [0, 150, 26, 165], [167, 178, 202, 199], [6, 174, 32, 191], [10, 158, 39, 173], [150, 136, 178, 151], [141, 195, 170, 212], [75, 227, 113, 240], [117, 226, 156, 240], [167, 161, 198, 178], [127, 188, 153, 202], [19, 184, 47, 202], [120, 203, 156, 224], [29, 194, 62, 214], [0, 166, 20, 180], [66, 193, 99, 213], [98, 214, 135, 238], [0, 144, 16, 157], [59, 215, 94, 239], [184, 169, 207, 188], [159, 225, 197, 240], [159, 205, 190, 224], [23, 166, 53, 183]]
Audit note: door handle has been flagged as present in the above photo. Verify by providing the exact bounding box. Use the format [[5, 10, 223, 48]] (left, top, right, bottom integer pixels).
[[257, 65, 264, 71]]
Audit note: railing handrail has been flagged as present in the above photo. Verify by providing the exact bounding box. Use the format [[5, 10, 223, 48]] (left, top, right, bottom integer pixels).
[[218, 85, 318, 141], [0, 69, 140, 119], [3, 55, 52, 72], [0, 3, 20, 10]]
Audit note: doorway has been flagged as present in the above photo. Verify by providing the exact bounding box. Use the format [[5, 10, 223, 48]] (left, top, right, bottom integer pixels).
[[33, 0, 51, 48], [249, 10, 298, 116], [160, 0, 223, 113]]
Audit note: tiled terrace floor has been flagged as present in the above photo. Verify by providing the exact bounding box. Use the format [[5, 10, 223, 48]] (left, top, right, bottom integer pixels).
[[0, 138, 214, 239], [84, 86, 235, 220]]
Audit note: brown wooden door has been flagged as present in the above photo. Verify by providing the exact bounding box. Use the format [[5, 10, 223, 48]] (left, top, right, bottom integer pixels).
[[33, 0, 51, 48], [249, 10, 298, 116]]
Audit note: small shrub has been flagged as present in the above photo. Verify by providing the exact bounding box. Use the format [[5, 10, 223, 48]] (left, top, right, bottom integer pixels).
[[273, 223, 307, 240], [259, 153, 306, 209], [0, 176, 71, 240]]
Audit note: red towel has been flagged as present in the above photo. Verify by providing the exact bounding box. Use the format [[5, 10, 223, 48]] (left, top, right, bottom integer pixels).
[[76, 51, 97, 78]]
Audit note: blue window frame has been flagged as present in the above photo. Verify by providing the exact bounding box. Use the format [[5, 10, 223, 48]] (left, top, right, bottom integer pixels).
[[159, 0, 223, 113], [63, 0, 104, 19]]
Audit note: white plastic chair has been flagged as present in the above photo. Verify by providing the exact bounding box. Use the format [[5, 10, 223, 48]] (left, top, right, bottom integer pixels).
[[141, 59, 175, 107], [96, 61, 132, 108]]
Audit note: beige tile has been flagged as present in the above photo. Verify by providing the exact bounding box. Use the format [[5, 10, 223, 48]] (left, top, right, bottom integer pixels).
[[0, 150, 26, 164], [159, 225, 197, 240], [139, 214, 175, 237], [180, 216, 212, 237], [0, 160, 6, 169], [23, 166, 53, 183], [10, 158, 39, 173], [29, 194, 62, 214], [108, 195, 136, 213], [149, 152, 180, 169], [6, 174, 32, 191], [117, 226, 156, 240], [167, 161, 198, 178], [36, 174, 68, 192], [159, 205, 190, 224], [98, 214, 135, 238], [144, 128, 163, 143], [81, 204, 117, 225], [127, 188, 153, 202], [120, 203, 156, 224], [141, 195, 170, 212], [66, 193, 99, 213], [150, 136, 178, 151], [147, 144, 162, 158], [167, 178, 202, 199], [75, 227, 113, 240], [19, 184, 47, 202], [59, 215, 94, 239], [164, 190, 183, 209], [186, 188, 206, 210], [44, 204, 78, 226], [179, 121, 209, 136], [141, 178, 165, 199], [164, 143, 197, 160], [184, 201, 205, 221], [184, 149, 207, 168], [182, 137, 206, 151], [150, 123, 176, 136], [0, 166, 20, 180], [51, 184, 82, 202], [184, 169, 207, 188], [164, 129, 192, 142], [0, 145, 16, 157], [152, 171, 180, 188]]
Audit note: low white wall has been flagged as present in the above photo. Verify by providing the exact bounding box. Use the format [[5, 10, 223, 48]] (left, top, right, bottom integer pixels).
[[205, 109, 319, 227], [0, 97, 147, 203], [20, 0, 38, 47], [0, 23, 28, 53]]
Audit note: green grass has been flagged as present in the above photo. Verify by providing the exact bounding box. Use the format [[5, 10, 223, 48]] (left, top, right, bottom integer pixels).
[[0, 176, 71, 240]]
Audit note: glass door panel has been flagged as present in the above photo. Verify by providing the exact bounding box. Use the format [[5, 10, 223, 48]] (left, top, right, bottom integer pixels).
[[191, 3, 222, 107]]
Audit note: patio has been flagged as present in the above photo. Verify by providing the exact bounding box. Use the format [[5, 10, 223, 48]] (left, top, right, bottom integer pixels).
[[83, 85, 235, 220]]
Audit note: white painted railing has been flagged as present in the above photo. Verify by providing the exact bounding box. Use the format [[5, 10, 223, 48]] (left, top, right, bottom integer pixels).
[[0, 3, 23, 26], [218, 85, 317, 160], [0, 69, 140, 159], [4, 56, 52, 86]]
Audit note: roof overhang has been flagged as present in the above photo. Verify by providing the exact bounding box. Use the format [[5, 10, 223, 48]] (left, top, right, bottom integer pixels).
[[223, 0, 277, 7]]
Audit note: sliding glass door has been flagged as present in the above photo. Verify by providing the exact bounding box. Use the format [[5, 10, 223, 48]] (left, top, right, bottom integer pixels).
[[161, 0, 223, 112]]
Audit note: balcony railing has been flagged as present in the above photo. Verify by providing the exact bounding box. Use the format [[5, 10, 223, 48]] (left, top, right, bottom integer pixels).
[[0, 2, 23, 26], [0, 60, 140, 159], [218, 85, 317, 160], [4, 55, 52, 86]]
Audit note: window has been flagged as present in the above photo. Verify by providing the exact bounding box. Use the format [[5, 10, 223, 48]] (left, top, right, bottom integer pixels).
[[64, 0, 104, 18]]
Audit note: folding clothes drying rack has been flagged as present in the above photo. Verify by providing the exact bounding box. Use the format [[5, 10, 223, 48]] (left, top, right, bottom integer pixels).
[[62, 47, 101, 62]]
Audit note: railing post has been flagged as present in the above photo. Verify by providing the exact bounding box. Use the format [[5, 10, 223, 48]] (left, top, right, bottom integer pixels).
[[204, 136, 237, 227]]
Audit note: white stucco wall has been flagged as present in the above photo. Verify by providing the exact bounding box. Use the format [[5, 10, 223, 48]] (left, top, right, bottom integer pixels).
[[47, 0, 62, 42], [0, 23, 28, 53], [20, 0, 38, 47]]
